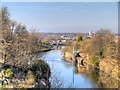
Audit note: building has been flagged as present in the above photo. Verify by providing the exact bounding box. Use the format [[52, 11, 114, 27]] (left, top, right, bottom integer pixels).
[[89, 31, 92, 37], [114, 35, 120, 43], [85, 31, 93, 39]]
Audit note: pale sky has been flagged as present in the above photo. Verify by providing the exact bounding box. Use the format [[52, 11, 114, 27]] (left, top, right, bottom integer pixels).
[[2, 2, 118, 33], [1, 0, 119, 2]]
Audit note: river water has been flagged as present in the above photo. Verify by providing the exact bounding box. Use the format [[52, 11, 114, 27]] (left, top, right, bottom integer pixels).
[[37, 50, 97, 88]]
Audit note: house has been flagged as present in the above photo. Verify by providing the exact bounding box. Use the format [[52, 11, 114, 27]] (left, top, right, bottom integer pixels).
[[114, 34, 120, 43], [114, 36, 120, 43]]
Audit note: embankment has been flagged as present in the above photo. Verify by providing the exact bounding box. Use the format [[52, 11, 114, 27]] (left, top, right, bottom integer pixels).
[[63, 51, 119, 86]]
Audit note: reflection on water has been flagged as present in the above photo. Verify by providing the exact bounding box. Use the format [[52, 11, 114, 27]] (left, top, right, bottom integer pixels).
[[37, 50, 118, 88]]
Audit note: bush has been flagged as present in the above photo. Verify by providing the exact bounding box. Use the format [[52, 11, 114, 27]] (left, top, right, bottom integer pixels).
[[26, 70, 35, 85], [77, 35, 82, 41], [29, 59, 51, 79], [1, 69, 14, 78], [63, 54, 67, 60], [91, 56, 99, 67]]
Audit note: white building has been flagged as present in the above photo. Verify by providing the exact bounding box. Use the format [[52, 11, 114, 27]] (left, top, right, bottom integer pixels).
[[89, 31, 92, 37]]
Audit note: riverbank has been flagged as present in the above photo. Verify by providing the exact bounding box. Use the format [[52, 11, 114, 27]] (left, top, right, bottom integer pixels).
[[62, 51, 119, 88], [0, 47, 52, 88], [39, 50, 97, 88], [31, 48, 53, 55], [0, 59, 51, 88]]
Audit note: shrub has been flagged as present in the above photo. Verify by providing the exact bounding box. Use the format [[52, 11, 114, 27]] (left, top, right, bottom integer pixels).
[[91, 56, 99, 68], [29, 59, 51, 79], [26, 70, 35, 85], [76, 34, 83, 42], [63, 54, 67, 60], [1, 69, 14, 78]]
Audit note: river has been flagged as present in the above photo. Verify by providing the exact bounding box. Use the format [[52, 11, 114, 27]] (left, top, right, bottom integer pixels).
[[36, 50, 97, 88]]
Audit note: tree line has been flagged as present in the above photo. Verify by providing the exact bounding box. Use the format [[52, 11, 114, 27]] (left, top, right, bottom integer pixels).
[[63, 29, 120, 61]]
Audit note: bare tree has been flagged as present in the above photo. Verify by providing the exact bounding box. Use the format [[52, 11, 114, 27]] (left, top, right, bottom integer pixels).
[[90, 29, 114, 58], [49, 65, 72, 88], [1, 7, 10, 64]]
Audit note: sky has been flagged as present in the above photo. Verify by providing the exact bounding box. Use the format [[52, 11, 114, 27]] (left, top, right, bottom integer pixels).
[[2, 2, 118, 33], [1, 0, 119, 2]]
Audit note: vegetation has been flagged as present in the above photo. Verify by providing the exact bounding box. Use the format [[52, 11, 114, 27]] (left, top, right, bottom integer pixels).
[[0, 7, 52, 67], [88, 30, 114, 58], [25, 70, 35, 85], [63, 29, 119, 61], [1, 69, 13, 78], [62, 29, 119, 88], [0, 58, 51, 88], [76, 34, 83, 42], [0, 7, 51, 88], [28, 59, 51, 80], [91, 56, 99, 67], [62, 29, 119, 82]]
